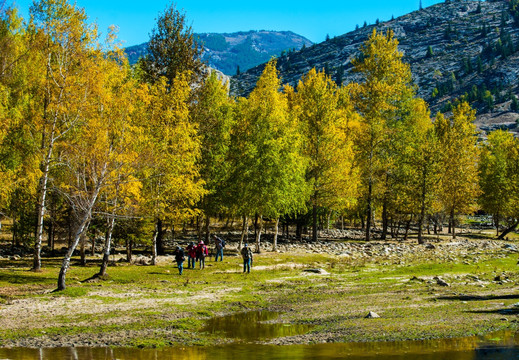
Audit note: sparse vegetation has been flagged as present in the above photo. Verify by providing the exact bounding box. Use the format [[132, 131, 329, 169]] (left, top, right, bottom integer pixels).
[[1, 232, 519, 348]]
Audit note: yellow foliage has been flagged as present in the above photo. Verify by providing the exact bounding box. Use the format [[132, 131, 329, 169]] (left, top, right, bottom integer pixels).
[[294, 68, 359, 211], [137, 73, 205, 223], [435, 102, 481, 218]]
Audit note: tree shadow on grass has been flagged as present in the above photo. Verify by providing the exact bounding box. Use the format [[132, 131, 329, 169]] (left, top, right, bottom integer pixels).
[[468, 308, 519, 315], [437, 293, 519, 317], [0, 272, 54, 285], [461, 232, 499, 240], [437, 294, 519, 302]]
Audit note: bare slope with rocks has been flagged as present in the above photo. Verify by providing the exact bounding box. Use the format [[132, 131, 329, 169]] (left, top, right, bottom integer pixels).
[[231, 0, 519, 134]]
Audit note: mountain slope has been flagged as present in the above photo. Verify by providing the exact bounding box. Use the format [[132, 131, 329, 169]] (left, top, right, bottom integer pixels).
[[231, 0, 519, 132], [125, 30, 313, 76]]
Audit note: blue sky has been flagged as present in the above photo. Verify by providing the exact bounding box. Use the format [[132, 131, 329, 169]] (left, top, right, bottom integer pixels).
[[12, 0, 443, 47]]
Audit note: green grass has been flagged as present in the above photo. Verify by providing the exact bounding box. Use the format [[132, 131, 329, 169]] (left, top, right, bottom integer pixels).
[[1, 239, 519, 347]]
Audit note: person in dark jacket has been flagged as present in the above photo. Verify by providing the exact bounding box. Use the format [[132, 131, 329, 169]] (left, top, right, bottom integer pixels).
[[174, 246, 185, 275], [213, 234, 225, 262], [241, 243, 253, 273]]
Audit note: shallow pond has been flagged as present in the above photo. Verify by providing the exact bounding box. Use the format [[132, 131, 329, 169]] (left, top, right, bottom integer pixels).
[[200, 310, 313, 341], [1, 338, 519, 360], [1, 312, 518, 359]]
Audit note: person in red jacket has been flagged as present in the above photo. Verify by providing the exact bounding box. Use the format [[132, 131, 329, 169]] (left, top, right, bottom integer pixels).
[[186, 242, 196, 269], [196, 241, 208, 269]]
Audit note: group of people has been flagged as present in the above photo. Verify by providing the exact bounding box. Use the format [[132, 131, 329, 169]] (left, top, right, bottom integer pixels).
[[173, 234, 254, 275]]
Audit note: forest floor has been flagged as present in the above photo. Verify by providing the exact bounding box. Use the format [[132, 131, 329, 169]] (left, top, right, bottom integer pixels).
[[1, 229, 519, 348]]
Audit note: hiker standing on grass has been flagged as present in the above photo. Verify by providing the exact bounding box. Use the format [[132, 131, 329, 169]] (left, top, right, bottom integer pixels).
[[241, 243, 253, 273], [174, 246, 185, 275], [213, 234, 225, 262], [196, 241, 208, 269], [186, 242, 196, 269]]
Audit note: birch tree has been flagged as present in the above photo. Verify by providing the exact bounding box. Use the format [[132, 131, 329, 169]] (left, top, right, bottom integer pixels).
[[55, 30, 142, 290], [29, 0, 99, 271]]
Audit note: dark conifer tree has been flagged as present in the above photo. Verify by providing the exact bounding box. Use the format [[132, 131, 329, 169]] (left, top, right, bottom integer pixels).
[[426, 45, 434, 58], [140, 2, 204, 85], [336, 65, 344, 86], [511, 95, 519, 111], [476, 56, 483, 73]]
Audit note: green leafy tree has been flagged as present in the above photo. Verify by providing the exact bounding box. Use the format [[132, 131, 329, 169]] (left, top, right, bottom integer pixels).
[[229, 60, 309, 252], [479, 130, 519, 237], [390, 98, 439, 243], [190, 71, 234, 240], [292, 68, 359, 242], [350, 29, 415, 241], [435, 102, 480, 239]]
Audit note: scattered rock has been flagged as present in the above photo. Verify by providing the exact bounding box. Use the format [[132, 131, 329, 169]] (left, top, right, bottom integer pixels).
[[303, 268, 329, 275], [434, 276, 450, 287], [503, 244, 519, 252], [425, 244, 436, 250], [133, 256, 151, 266], [365, 311, 380, 319]]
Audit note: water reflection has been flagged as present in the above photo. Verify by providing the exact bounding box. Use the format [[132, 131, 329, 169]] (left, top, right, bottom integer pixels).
[[2, 342, 519, 360], [2, 333, 519, 360], [201, 310, 313, 341]]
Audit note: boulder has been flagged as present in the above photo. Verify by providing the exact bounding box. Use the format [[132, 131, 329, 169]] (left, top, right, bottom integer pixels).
[[365, 311, 381, 319]]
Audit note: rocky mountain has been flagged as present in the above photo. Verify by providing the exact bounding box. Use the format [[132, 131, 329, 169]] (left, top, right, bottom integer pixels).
[[231, 0, 519, 133], [125, 30, 313, 76]]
